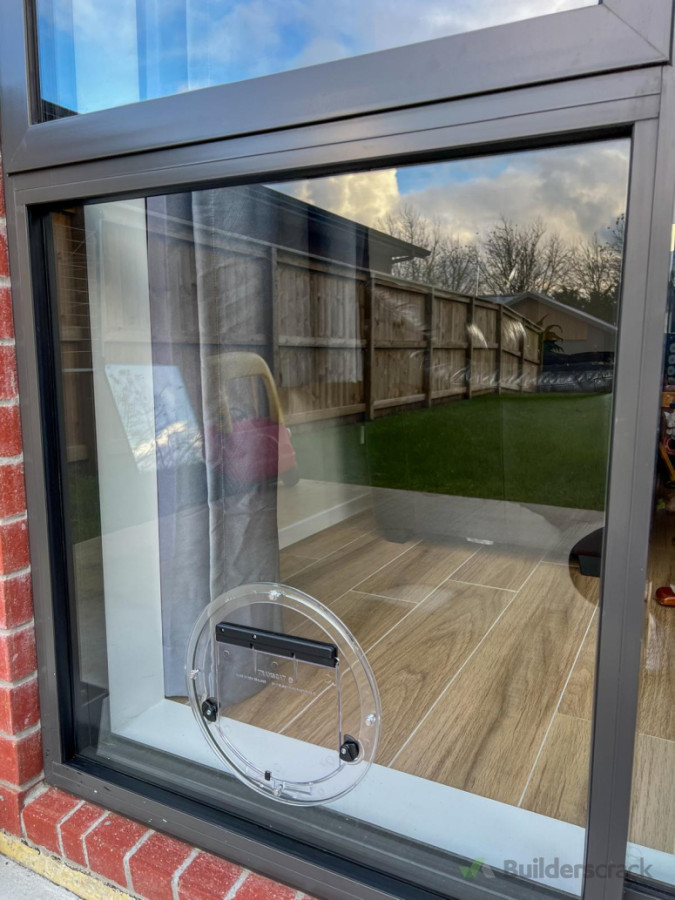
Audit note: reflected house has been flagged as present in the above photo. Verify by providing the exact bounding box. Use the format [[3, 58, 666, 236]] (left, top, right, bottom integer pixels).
[[485, 291, 616, 393], [200, 184, 433, 275]]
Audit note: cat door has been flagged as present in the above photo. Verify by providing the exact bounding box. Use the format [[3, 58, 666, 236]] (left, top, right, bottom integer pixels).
[[186, 583, 381, 805]]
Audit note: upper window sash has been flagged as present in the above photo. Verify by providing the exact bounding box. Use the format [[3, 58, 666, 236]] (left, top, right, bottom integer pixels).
[[0, 0, 672, 173]]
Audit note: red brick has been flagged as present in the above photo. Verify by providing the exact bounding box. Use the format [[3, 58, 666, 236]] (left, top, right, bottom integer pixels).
[[0, 518, 30, 575], [59, 801, 105, 867], [0, 727, 42, 785], [234, 873, 296, 900], [129, 832, 192, 900], [0, 464, 25, 518], [0, 573, 33, 629], [0, 676, 39, 734], [0, 623, 36, 681], [0, 345, 17, 399], [178, 851, 243, 900], [0, 782, 30, 835], [0, 232, 8, 280], [0, 159, 5, 218], [0, 287, 12, 340], [22, 788, 80, 855], [85, 814, 149, 888], [0, 404, 22, 460]]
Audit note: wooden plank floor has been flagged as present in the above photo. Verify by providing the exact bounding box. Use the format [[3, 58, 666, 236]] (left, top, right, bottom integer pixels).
[[219, 507, 675, 854]]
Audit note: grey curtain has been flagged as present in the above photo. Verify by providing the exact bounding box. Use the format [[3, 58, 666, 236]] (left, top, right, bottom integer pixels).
[[147, 191, 281, 700]]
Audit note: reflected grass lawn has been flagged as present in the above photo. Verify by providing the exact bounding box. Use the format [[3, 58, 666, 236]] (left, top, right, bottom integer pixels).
[[292, 393, 611, 511], [68, 471, 102, 543]]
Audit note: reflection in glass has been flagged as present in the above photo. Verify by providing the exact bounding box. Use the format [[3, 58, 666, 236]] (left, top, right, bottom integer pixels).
[[36, 0, 595, 118], [52, 141, 628, 894]]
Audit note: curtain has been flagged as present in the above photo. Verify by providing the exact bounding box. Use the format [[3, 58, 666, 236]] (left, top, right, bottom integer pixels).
[[147, 190, 281, 699]]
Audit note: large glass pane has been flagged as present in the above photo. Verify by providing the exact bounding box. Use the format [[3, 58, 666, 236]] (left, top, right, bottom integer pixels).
[[36, 0, 595, 118], [625, 228, 675, 890], [51, 139, 628, 895]]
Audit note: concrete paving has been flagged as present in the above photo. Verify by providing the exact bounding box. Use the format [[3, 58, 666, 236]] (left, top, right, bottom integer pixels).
[[0, 854, 78, 898]]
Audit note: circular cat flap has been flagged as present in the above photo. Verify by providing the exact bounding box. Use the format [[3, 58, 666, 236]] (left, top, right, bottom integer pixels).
[[186, 583, 381, 805]]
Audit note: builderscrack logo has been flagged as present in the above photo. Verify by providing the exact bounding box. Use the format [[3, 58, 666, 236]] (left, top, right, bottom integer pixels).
[[460, 857, 653, 881]]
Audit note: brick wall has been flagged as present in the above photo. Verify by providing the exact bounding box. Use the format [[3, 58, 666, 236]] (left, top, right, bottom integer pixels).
[[0, 155, 41, 839], [0, 149, 317, 900]]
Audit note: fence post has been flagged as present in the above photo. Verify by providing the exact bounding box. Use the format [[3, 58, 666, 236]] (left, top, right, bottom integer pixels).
[[364, 277, 376, 420], [466, 296, 475, 399], [424, 288, 435, 408], [519, 321, 526, 392], [269, 247, 280, 384]]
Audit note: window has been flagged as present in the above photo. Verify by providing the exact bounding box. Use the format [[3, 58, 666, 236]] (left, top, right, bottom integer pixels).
[[49, 139, 629, 894], [2, 0, 673, 897], [35, 0, 596, 117]]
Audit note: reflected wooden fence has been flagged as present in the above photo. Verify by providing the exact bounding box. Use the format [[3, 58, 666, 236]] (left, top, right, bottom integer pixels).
[[273, 249, 542, 426], [55, 214, 543, 465]]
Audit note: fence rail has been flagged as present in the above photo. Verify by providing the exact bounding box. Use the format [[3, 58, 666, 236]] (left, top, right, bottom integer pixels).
[[55, 214, 543, 464], [274, 250, 542, 426]]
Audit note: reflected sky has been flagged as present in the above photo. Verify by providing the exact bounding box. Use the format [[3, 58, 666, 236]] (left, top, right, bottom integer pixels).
[[275, 141, 629, 245], [38, 0, 595, 115]]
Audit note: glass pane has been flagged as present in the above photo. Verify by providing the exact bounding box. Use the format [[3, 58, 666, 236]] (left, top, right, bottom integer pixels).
[[625, 228, 675, 890], [36, 0, 595, 118], [51, 139, 628, 895]]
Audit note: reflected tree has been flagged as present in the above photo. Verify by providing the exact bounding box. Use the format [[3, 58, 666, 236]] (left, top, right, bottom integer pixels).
[[477, 216, 573, 296], [379, 205, 625, 324], [377, 204, 478, 292]]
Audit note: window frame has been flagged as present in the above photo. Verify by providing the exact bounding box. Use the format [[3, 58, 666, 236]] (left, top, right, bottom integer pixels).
[[0, 0, 672, 172], [1, 3, 675, 900]]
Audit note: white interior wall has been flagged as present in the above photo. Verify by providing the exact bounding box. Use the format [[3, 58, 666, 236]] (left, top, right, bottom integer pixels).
[[85, 200, 165, 731]]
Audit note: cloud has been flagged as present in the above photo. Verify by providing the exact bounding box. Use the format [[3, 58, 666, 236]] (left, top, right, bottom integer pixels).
[[276, 171, 401, 229], [397, 141, 630, 244], [185, 0, 594, 81], [273, 140, 629, 249], [44, 0, 595, 111]]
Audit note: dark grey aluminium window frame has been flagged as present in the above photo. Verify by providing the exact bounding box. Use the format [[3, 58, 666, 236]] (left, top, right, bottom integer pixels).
[[0, 0, 672, 172], [2, 2, 675, 900]]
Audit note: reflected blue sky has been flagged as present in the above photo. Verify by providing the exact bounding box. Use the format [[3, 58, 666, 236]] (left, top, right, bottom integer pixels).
[[37, 1, 617, 247], [37, 0, 595, 115]]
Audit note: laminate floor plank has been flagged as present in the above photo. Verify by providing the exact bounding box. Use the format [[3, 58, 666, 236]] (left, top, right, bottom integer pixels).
[[392, 564, 598, 804], [559, 612, 598, 721], [521, 713, 591, 827], [637, 599, 675, 742], [629, 733, 675, 854], [329, 591, 416, 652], [284, 510, 376, 561], [280, 550, 316, 580], [288, 533, 417, 605], [284, 581, 512, 763], [354, 542, 478, 604], [450, 545, 541, 592]]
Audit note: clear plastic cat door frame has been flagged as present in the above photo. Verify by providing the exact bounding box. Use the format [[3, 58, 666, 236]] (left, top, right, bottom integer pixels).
[[186, 583, 381, 805]]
